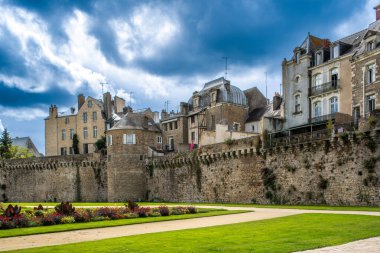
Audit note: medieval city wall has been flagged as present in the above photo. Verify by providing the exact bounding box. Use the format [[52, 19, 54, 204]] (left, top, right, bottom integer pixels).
[[0, 154, 107, 202], [147, 132, 380, 206]]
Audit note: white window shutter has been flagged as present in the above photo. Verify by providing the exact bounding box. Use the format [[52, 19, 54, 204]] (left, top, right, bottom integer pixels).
[[123, 134, 127, 144], [133, 134, 136, 144]]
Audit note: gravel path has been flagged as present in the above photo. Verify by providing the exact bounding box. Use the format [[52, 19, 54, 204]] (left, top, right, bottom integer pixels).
[[0, 206, 379, 252]]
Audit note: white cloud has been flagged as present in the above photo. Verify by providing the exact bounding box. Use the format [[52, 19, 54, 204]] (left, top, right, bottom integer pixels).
[[334, 0, 378, 38], [0, 119, 4, 132], [0, 106, 47, 121], [110, 4, 180, 61]]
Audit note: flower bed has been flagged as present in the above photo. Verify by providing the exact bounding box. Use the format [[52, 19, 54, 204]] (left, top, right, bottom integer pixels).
[[0, 202, 198, 230]]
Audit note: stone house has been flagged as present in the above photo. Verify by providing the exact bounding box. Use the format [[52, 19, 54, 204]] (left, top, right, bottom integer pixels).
[[187, 77, 249, 147], [161, 102, 189, 152], [245, 93, 284, 134], [351, 8, 380, 127], [45, 92, 126, 156], [106, 111, 162, 201]]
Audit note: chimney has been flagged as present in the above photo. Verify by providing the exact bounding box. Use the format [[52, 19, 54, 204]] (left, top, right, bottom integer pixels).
[[49, 105, 58, 118], [123, 106, 133, 114], [103, 92, 112, 120], [180, 102, 188, 115], [161, 109, 168, 120], [273, 92, 282, 111], [375, 5, 380, 21], [78, 94, 85, 110]]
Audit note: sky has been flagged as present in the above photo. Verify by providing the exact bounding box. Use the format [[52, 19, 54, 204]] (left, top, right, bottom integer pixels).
[[0, 0, 377, 154]]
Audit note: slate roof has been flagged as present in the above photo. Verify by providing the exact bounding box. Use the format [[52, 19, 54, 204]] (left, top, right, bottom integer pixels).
[[109, 112, 161, 132]]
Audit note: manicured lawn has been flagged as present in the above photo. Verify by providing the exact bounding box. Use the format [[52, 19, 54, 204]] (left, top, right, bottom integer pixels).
[[0, 209, 245, 238], [6, 201, 380, 211], [13, 213, 380, 253]]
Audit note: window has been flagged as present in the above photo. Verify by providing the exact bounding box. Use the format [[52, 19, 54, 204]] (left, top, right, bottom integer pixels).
[[83, 112, 88, 123], [233, 123, 240, 131], [295, 52, 300, 64], [93, 126, 97, 138], [368, 94, 376, 112], [65, 117, 70, 125], [191, 131, 196, 141], [69, 147, 73, 155], [83, 127, 88, 139], [163, 123, 167, 131], [367, 64, 376, 84], [331, 68, 338, 87], [61, 129, 66, 141], [169, 122, 173, 130], [70, 129, 74, 140], [60, 147, 67, 156], [93, 111, 97, 120], [157, 136, 162, 143], [251, 125, 255, 132], [88, 100, 92, 108], [330, 97, 338, 114], [211, 115, 216, 130], [315, 52, 322, 65], [295, 94, 301, 113], [211, 92, 217, 102], [190, 116, 195, 124], [123, 134, 136, 144], [174, 121, 178, 129], [314, 73, 323, 89], [107, 135, 113, 146], [333, 45, 339, 59], [367, 41, 375, 52], [314, 101, 322, 117]]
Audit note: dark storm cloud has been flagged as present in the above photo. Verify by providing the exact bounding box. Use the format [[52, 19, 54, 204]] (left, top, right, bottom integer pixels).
[[0, 81, 73, 107]]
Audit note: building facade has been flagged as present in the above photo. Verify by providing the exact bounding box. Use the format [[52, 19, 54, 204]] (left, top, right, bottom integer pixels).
[[45, 93, 126, 156]]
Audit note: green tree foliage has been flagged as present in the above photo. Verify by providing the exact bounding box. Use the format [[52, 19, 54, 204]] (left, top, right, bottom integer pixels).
[[0, 129, 33, 159], [94, 136, 106, 151], [72, 134, 79, 154], [0, 129, 13, 159]]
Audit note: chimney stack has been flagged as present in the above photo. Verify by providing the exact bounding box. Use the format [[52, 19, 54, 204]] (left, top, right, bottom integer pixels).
[[49, 105, 58, 118], [103, 92, 112, 120], [78, 94, 85, 110], [375, 5, 380, 21]]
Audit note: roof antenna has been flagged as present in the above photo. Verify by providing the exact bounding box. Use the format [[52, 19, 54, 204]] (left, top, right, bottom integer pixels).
[[222, 57, 229, 79], [128, 91, 134, 107], [100, 81, 108, 95]]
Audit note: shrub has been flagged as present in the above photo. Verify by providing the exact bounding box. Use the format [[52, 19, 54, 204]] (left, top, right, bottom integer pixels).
[[158, 206, 170, 216], [187, 206, 197, 214], [135, 207, 151, 217], [34, 204, 44, 211], [55, 202, 75, 216], [3, 204, 21, 219], [364, 157, 378, 173], [13, 214, 29, 228], [171, 206, 188, 215], [148, 212, 161, 217], [91, 216, 110, 222], [127, 200, 139, 212], [34, 210, 45, 217], [224, 138, 235, 146], [60, 216, 76, 224], [339, 132, 349, 144], [41, 213, 62, 226], [0, 216, 14, 229], [366, 137, 377, 153], [73, 210, 90, 223]]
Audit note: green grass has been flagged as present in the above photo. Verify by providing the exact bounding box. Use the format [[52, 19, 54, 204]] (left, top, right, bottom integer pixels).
[[5, 201, 380, 211], [14, 213, 380, 253], [0, 209, 245, 238]]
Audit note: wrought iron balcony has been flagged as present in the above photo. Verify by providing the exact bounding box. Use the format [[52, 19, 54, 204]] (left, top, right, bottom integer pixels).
[[309, 80, 339, 97]]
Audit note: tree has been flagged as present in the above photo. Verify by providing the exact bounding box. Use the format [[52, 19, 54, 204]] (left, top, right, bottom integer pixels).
[[0, 129, 13, 159], [9, 146, 33, 159], [72, 134, 79, 154], [94, 136, 106, 152]]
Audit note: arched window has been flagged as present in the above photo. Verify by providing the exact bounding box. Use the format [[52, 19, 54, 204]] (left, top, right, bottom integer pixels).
[[330, 68, 338, 88], [295, 94, 301, 113], [314, 101, 321, 117], [330, 97, 338, 114]]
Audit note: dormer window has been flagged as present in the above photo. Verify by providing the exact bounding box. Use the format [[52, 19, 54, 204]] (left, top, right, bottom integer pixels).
[[367, 41, 375, 52], [295, 52, 300, 64], [332, 45, 339, 59], [193, 97, 200, 107], [315, 51, 322, 65]]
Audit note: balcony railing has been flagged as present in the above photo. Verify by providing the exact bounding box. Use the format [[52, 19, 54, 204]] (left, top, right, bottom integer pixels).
[[309, 80, 339, 97], [310, 113, 336, 124]]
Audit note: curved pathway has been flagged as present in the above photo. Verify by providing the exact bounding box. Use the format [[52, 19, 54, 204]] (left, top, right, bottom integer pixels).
[[0, 206, 379, 252]]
